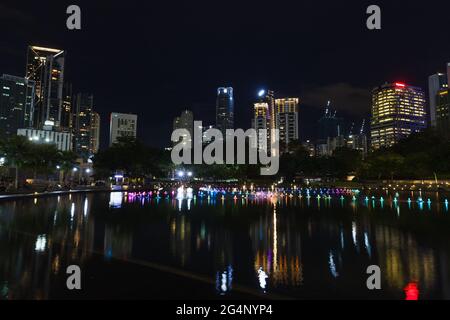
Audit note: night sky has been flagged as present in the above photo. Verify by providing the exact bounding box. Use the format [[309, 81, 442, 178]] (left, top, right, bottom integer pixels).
[[1, 0, 449, 147]]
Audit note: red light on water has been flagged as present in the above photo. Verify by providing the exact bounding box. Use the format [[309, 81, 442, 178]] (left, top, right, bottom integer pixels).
[[395, 82, 406, 88], [404, 282, 419, 300]]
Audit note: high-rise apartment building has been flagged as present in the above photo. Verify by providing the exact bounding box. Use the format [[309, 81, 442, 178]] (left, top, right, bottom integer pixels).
[[436, 89, 450, 136], [61, 83, 73, 131], [109, 112, 137, 146], [275, 98, 299, 152], [370, 82, 427, 150], [90, 111, 101, 155], [26, 46, 65, 129], [252, 102, 270, 151], [216, 87, 234, 136], [73, 93, 95, 159], [428, 73, 448, 127], [0, 74, 35, 137]]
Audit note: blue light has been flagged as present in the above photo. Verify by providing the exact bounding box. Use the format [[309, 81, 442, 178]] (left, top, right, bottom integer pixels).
[[258, 89, 265, 97]]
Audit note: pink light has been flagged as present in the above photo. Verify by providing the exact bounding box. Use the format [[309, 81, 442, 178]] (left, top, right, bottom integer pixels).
[[395, 82, 406, 88]]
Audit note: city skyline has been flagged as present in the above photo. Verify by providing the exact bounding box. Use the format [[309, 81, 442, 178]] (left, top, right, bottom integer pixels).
[[1, 1, 450, 147]]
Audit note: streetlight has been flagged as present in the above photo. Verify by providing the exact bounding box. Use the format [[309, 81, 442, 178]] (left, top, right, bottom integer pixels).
[[187, 171, 193, 177], [56, 165, 61, 170], [177, 171, 185, 178], [86, 168, 91, 174], [73, 167, 78, 172]]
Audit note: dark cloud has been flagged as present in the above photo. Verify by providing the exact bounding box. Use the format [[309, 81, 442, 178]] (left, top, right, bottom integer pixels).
[[302, 83, 371, 116]]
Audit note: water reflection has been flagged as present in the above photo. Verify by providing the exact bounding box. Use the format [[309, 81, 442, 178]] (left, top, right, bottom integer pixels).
[[0, 190, 449, 299]]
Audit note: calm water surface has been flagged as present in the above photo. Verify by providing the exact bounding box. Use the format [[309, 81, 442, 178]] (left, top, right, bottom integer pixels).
[[0, 190, 449, 300]]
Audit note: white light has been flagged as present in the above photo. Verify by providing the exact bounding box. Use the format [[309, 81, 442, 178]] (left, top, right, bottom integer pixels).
[[56, 165, 61, 170], [177, 171, 185, 178], [0, 157, 5, 166], [86, 168, 91, 173], [45, 138, 50, 142], [187, 171, 193, 177], [73, 167, 78, 172], [258, 89, 265, 97], [35, 235, 47, 252]]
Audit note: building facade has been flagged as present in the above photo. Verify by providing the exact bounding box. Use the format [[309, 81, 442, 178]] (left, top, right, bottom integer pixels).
[[436, 89, 450, 136], [370, 82, 427, 150], [109, 112, 137, 146], [173, 110, 194, 147], [26, 46, 65, 129], [73, 93, 95, 159], [216, 87, 234, 136], [252, 102, 270, 151], [90, 112, 101, 155], [61, 83, 73, 131], [17, 128, 72, 151], [275, 98, 299, 152], [428, 73, 448, 127], [0, 74, 35, 137]]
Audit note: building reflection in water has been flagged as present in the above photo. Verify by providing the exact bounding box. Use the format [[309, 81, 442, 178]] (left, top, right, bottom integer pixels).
[[0, 194, 97, 299], [375, 224, 437, 296], [216, 265, 233, 295], [250, 200, 303, 290]]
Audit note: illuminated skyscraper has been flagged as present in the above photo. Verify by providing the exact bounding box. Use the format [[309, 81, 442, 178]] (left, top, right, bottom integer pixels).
[[275, 98, 299, 152], [370, 82, 426, 150], [61, 83, 73, 131], [109, 112, 137, 146], [25, 46, 65, 129], [252, 102, 270, 151], [73, 93, 94, 160], [0, 74, 35, 137], [428, 73, 448, 127], [90, 112, 101, 155], [436, 89, 449, 136], [216, 87, 234, 136], [255, 89, 275, 151]]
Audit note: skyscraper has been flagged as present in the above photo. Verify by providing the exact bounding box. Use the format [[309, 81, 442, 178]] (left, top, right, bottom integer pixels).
[[109, 112, 137, 146], [61, 83, 73, 131], [275, 98, 299, 152], [252, 102, 270, 151], [0, 74, 35, 137], [73, 93, 94, 159], [26, 46, 65, 129], [173, 110, 194, 146], [370, 82, 426, 150], [216, 87, 234, 136], [428, 73, 448, 127], [90, 112, 101, 154], [436, 89, 449, 136], [256, 89, 275, 150]]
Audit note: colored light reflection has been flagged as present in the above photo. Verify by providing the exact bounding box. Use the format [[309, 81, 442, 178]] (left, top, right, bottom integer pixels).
[[404, 282, 419, 300]]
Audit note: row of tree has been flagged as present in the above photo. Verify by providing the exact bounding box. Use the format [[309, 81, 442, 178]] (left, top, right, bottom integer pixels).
[[0, 135, 78, 189], [93, 129, 450, 183]]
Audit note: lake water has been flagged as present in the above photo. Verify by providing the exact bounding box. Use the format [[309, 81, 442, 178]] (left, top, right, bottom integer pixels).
[[0, 189, 449, 300]]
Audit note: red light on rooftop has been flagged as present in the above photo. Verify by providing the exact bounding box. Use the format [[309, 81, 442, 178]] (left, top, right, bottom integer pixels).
[[395, 83, 406, 88]]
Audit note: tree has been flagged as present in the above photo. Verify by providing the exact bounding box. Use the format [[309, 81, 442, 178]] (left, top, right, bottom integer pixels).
[[0, 136, 33, 189]]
